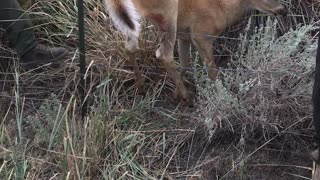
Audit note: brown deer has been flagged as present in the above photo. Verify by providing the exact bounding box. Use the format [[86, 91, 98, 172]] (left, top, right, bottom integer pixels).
[[104, 0, 287, 104]]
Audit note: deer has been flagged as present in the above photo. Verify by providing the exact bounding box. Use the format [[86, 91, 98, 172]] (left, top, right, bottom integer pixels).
[[104, 0, 287, 105]]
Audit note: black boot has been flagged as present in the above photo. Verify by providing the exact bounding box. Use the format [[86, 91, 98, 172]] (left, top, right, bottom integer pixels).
[[20, 44, 68, 70]]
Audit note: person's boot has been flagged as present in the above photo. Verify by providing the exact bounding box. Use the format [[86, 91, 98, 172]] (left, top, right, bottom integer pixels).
[[20, 44, 68, 70]]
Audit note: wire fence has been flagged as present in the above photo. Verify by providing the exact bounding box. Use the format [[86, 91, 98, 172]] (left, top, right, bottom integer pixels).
[[0, 48, 316, 79], [0, 63, 302, 81], [0, 61, 314, 103], [109, 15, 319, 40], [0, 18, 318, 108], [0, 94, 71, 104]]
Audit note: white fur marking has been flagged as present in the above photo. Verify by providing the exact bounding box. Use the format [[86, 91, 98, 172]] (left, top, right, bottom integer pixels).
[[105, 0, 141, 39]]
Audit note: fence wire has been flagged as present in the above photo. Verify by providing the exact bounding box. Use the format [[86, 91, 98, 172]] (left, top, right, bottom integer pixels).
[[0, 62, 311, 104], [0, 65, 298, 82], [0, 60, 312, 79], [0, 19, 318, 105], [0, 94, 71, 104]]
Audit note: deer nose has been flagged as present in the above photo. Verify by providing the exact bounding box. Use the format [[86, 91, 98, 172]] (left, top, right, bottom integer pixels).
[[279, 8, 288, 17], [274, 6, 288, 17]]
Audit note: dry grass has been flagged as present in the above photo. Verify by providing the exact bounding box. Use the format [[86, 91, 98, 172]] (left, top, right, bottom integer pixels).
[[0, 0, 319, 179]]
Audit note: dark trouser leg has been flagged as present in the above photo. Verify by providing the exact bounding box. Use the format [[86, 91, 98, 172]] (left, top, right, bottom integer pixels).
[[313, 33, 320, 147], [0, 0, 37, 57]]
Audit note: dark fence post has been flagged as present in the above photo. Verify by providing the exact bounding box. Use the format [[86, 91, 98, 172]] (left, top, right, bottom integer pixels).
[[312, 31, 320, 179], [77, 0, 87, 119]]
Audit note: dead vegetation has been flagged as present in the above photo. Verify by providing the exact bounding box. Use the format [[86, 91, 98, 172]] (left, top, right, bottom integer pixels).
[[0, 0, 319, 179]]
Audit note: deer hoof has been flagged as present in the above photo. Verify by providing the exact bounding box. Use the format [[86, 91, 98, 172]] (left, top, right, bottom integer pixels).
[[311, 149, 320, 163], [174, 88, 192, 106]]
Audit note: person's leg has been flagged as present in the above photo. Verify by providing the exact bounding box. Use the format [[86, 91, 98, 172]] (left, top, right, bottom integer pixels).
[[0, 0, 37, 57], [0, 0, 67, 70]]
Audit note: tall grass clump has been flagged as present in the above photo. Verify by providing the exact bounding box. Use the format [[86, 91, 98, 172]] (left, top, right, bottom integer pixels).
[[0, 0, 319, 179], [0, 0, 192, 179], [0, 76, 195, 179], [196, 18, 319, 140], [18, 0, 169, 102]]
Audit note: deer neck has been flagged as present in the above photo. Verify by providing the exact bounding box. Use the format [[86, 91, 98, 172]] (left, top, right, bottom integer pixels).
[[222, 1, 252, 27]]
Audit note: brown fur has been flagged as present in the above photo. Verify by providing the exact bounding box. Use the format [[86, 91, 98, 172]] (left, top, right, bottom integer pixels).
[[177, 0, 286, 79], [106, 0, 287, 104]]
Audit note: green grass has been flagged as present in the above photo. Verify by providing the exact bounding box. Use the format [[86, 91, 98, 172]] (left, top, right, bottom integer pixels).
[[0, 0, 319, 179]]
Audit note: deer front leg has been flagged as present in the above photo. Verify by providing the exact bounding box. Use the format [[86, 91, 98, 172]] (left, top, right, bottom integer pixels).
[[125, 35, 145, 93], [191, 36, 218, 80], [178, 39, 192, 77], [156, 25, 191, 105]]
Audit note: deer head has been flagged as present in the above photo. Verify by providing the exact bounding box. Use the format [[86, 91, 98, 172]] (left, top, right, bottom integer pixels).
[[248, 0, 287, 16]]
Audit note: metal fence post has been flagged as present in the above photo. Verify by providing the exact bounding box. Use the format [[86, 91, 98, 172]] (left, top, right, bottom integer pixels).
[[77, 0, 87, 119], [311, 31, 320, 179]]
